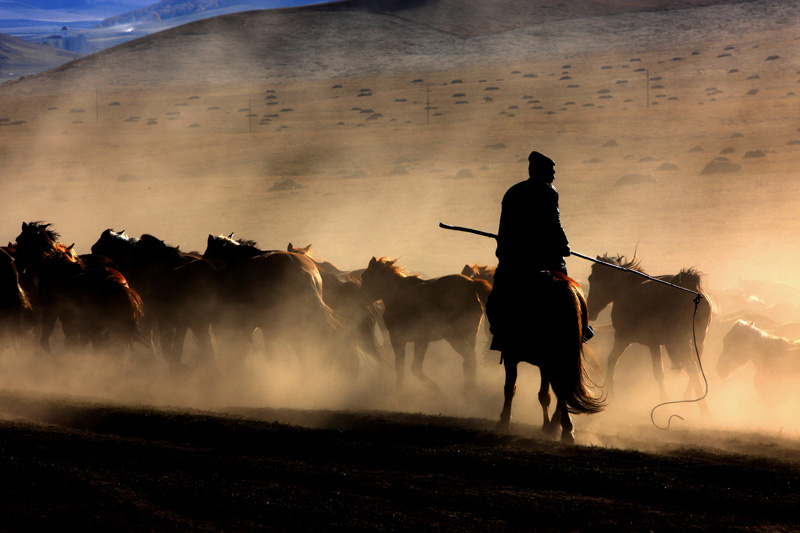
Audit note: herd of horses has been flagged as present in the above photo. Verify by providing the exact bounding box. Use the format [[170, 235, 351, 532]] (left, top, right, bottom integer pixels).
[[0, 221, 793, 443]]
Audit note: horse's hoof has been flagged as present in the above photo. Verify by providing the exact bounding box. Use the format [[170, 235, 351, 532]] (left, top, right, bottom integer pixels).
[[560, 431, 575, 445], [496, 420, 511, 433]]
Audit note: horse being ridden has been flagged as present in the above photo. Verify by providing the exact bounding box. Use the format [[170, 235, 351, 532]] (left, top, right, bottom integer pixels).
[[15, 222, 144, 353], [92, 230, 222, 370], [586, 254, 713, 400], [488, 270, 604, 444], [204, 235, 343, 366], [359, 257, 490, 392], [718, 320, 800, 403]]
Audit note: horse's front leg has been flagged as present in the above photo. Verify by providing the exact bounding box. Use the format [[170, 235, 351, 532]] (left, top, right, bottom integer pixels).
[[411, 340, 439, 392], [605, 336, 631, 398], [648, 344, 668, 401], [497, 356, 518, 431], [389, 336, 407, 389]]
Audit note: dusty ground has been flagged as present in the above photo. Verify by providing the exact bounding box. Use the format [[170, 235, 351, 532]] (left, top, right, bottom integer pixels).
[[1, 0, 800, 528]]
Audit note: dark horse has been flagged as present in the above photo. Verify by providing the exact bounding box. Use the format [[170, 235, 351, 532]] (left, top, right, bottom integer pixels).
[[0, 247, 33, 351], [92, 229, 222, 370], [14, 222, 145, 353], [359, 257, 491, 392], [586, 254, 713, 400], [489, 271, 604, 444], [204, 235, 343, 366]]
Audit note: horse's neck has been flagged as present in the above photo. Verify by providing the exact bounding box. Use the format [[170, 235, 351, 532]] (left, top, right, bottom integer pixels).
[[379, 272, 418, 302]]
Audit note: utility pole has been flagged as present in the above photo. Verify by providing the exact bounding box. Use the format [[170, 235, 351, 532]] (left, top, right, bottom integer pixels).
[[424, 85, 439, 124], [95, 87, 99, 123], [646, 69, 650, 109], [249, 95, 252, 133]]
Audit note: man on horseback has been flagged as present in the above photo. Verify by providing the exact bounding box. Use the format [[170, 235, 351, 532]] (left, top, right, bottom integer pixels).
[[487, 151, 592, 352], [495, 151, 570, 276]]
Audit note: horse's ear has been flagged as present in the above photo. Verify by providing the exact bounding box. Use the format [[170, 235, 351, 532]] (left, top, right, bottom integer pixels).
[[288, 243, 294, 251], [302, 244, 312, 252], [207, 235, 214, 245], [120, 229, 125, 235], [228, 232, 234, 239], [21, 222, 27, 230], [369, 257, 377, 266], [67, 243, 74, 252]]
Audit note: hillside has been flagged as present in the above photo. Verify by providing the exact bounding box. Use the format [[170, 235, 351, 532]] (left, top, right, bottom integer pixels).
[[0, 0, 790, 93], [0, 31, 80, 78]]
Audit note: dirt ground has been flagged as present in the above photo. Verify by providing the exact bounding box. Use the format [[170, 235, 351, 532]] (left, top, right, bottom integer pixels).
[[1, 1, 800, 528]]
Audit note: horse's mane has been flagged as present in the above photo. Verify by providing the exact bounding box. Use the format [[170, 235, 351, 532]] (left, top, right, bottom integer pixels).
[[670, 267, 703, 289], [24, 221, 60, 243], [596, 253, 644, 273], [731, 319, 798, 354], [236, 238, 259, 247], [372, 257, 419, 279]]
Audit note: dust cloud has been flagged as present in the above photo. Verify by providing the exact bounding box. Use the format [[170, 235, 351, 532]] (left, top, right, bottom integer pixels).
[[2, 0, 800, 455]]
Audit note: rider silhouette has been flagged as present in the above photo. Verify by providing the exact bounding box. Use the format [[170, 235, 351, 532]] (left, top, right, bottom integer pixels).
[[487, 151, 587, 351], [494, 151, 570, 276]]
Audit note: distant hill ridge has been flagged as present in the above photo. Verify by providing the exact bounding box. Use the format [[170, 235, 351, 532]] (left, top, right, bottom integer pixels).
[[102, 0, 757, 37], [0, 32, 79, 66], [0, 0, 782, 93]]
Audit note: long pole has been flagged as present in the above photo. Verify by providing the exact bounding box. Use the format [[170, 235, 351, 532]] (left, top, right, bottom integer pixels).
[[438, 222, 702, 298]]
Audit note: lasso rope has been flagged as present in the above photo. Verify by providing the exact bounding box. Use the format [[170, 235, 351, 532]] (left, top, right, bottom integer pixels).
[[649, 294, 709, 430], [438, 222, 710, 429]]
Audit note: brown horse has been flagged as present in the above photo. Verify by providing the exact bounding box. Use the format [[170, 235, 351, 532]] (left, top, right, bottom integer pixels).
[[489, 270, 604, 444], [15, 222, 145, 354], [461, 264, 496, 286], [204, 235, 344, 366], [718, 320, 800, 403], [0, 248, 33, 351], [360, 257, 490, 392], [92, 230, 222, 370], [287, 243, 382, 365], [586, 254, 713, 400]]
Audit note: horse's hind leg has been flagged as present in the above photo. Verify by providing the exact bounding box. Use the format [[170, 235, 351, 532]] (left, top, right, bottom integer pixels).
[[446, 335, 477, 393], [539, 371, 559, 439], [557, 398, 574, 445], [411, 341, 440, 393], [649, 345, 668, 400], [497, 356, 517, 432]]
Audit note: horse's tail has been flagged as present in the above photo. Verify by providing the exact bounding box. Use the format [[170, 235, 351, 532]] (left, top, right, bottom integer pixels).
[[473, 278, 492, 311], [549, 274, 606, 415]]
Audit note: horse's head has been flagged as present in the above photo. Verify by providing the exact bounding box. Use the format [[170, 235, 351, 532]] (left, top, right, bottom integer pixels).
[[91, 229, 136, 266], [14, 221, 61, 265], [586, 254, 642, 321], [718, 320, 760, 379], [203, 234, 239, 262], [288, 243, 312, 256], [360, 257, 406, 302]]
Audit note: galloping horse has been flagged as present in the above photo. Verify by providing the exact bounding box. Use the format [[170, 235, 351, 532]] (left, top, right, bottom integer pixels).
[[92, 230, 221, 369], [15, 222, 145, 353], [461, 264, 495, 286], [359, 257, 491, 391], [288, 243, 381, 365], [0, 248, 32, 350], [718, 320, 800, 402], [204, 235, 343, 365], [586, 254, 713, 400], [490, 271, 604, 444]]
